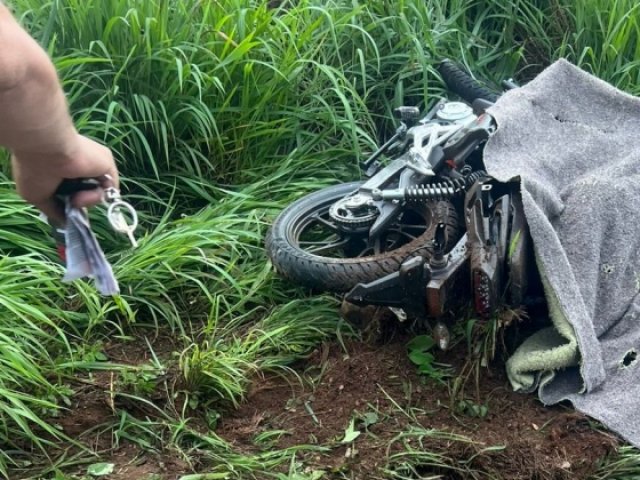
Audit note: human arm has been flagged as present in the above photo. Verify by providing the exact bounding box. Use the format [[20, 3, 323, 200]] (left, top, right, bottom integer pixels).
[[0, 2, 118, 223]]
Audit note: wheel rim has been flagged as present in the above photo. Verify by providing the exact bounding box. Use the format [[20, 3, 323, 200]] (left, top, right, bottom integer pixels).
[[286, 196, 433, 259]]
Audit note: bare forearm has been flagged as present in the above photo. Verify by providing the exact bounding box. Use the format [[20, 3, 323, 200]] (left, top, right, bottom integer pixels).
[[0, 3, 76, 160], [0, 3, 118, 223]]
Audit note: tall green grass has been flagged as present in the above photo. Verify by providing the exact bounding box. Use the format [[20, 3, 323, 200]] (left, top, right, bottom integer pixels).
[[11, 0, 530, 203], [16, 0, 381, 189], [1, 0, 640, 477]]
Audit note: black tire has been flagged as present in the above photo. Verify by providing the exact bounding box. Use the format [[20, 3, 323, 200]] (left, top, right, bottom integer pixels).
[[265, 182, 461, 292]]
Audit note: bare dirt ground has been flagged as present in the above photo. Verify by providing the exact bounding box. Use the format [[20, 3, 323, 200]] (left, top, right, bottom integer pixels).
[[41, 338, 191, 480], [219, 336, 619, 480], [16, 320, 621, 480]]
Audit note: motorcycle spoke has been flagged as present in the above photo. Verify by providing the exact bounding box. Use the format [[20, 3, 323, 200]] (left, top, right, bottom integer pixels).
[[385, 228, 418, 241], [295, 199, 439, 259], [303, 237, 351, 255], [385, 222, 428, 242], [398, 224, 428, 231], [372, 237, 383, 255], [309, 213, 341, 233]]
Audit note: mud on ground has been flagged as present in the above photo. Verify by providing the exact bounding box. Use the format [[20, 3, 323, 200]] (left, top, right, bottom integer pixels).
[[220, 335, 619, 480], [16, 322, 621, 480]]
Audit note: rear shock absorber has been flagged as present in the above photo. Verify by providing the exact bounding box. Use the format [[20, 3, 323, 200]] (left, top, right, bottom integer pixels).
[[404, 181, 461, 201], [373, 170, 487, 202]]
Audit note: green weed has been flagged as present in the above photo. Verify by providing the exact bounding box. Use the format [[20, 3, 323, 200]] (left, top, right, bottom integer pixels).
[[2, 0, 640, 478], [407, 334, 452, 384]]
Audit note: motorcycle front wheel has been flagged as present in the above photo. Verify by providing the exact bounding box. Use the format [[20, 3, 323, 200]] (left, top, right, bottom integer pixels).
[[265, 182, 460, 292]]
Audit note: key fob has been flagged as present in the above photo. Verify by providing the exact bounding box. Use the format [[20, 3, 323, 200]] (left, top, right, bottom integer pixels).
[[55, 178, 101, 197]]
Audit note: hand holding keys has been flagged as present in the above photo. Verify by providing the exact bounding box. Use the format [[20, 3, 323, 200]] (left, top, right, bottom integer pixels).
[[53, 176, 139, 295]]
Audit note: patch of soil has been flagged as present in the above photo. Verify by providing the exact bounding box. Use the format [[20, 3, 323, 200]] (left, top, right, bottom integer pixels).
[[47, 374, 190, 480], [9, 324, 620, 480], [12, 335, 191, 480], [219, 335, 619, 480]]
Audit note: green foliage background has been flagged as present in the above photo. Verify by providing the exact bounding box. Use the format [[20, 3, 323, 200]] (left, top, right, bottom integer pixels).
[[0, 0, 639, 477]]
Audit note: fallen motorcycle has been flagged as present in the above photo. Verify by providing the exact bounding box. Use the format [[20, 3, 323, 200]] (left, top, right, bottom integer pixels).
[[265, 60, 543, 345]]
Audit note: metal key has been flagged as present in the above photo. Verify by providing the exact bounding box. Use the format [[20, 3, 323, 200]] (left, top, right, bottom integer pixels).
[[104, 187, 139, 248]]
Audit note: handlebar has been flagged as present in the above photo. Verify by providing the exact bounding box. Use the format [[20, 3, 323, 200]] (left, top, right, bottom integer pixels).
[[437, 59, 500, 104]]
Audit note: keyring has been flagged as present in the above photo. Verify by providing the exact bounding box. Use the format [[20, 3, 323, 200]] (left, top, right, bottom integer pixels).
[[107, 200, 139, 247]]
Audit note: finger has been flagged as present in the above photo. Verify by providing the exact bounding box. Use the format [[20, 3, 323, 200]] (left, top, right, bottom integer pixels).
[[80, 143, 119, 189], [68, 148, 120, 208], [70, 188, 104, 209], [64, 138, 119, 189], [105, 164, 119, 190], [70, 164, 120, 209], [95, 171, 119, 190], [74, 166, 119, 189]]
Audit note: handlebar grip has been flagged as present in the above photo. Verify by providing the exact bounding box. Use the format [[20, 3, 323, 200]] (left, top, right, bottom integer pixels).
[[437, 59, 499, 104]]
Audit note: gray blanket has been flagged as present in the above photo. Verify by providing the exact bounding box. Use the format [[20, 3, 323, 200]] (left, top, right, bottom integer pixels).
[[484, 59, 640, 447]]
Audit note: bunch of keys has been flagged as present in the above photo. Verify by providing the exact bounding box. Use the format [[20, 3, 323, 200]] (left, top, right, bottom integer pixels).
[[103, 186, 139, 247], [51, 176, 139, 295]]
